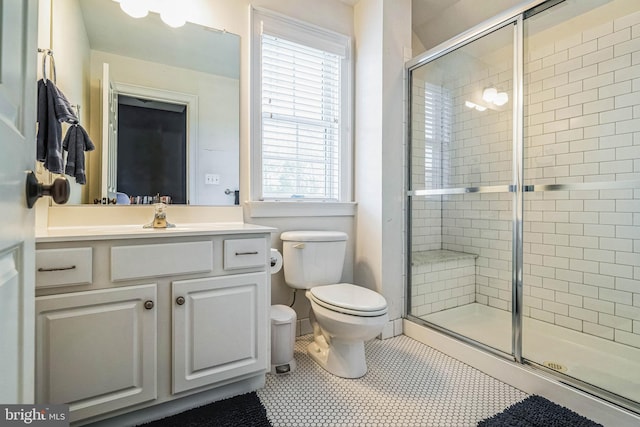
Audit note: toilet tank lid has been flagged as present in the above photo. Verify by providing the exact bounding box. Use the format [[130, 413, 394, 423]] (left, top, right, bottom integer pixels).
[[280, 231, 348, 242]]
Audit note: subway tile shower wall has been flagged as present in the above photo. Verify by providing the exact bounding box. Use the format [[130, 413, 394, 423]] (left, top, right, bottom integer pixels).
[[411, 9, 640, 349]]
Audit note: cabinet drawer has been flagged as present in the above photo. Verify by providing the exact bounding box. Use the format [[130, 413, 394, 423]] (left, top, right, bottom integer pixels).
[[223, 238, 266, 270], [36, 248, 92, 288], [111, 241, 213, 281]]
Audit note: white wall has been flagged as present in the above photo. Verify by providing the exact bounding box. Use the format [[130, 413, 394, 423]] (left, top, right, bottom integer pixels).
[[354, 0, 411, 337], [43, 0, 91, 204], [412, 0, 524, 54]]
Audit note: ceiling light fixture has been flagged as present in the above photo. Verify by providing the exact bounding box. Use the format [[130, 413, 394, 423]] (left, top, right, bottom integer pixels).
[[118, 0, 149, 19], [114, 0, 186, 28], [160, 1, 186, 28]]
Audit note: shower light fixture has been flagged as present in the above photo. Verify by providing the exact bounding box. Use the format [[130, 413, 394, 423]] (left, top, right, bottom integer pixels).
[[482, 86, 509, 107], [482, 87, 498, 103], [465, 100, 487, 112], [493, 92, 509, 106]]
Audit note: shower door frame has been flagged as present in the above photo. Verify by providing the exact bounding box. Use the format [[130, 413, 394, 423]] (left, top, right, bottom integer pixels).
[[405, 0, 544, 362], [405, 0, 640, 413]]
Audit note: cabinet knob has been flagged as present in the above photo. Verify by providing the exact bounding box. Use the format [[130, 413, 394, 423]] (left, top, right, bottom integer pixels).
[[176, 296, 185, 306], [144, 300, 154, 310]]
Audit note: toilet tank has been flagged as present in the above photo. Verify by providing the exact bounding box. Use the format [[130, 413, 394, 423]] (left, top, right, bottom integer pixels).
[[280, 231, 348, 289]]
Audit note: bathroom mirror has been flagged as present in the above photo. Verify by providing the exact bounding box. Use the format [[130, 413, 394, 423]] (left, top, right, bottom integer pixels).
[[48, 0, 240, 205]]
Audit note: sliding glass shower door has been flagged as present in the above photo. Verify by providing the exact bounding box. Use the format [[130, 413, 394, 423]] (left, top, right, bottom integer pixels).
[[521, 0, 640, 405], [408, 23, 516, 356], [408, 0, 640, 410]]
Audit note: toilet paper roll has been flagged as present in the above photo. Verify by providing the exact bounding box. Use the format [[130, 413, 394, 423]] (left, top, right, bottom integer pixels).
[[270, 248, 283, 274]]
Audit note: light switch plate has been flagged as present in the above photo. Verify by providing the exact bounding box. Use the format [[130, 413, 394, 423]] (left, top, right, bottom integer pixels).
[[205, 174, 220, 185]]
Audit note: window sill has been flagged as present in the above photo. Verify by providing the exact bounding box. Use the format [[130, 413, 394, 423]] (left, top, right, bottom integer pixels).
[[245, 201, 357, 218]]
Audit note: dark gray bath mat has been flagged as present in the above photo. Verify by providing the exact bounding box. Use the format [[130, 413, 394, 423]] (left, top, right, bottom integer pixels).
[[138, 392, 272, 427], [478, 395, 603, 427]]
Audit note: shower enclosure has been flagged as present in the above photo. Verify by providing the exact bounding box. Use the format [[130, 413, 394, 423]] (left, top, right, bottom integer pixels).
[[407, 0, 640, 411]]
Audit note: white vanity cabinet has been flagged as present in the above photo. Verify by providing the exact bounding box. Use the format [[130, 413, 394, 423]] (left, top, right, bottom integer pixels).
[[35, 225, 273, 426], [172, 272, 267, 394], [35, 285, 158, 421]]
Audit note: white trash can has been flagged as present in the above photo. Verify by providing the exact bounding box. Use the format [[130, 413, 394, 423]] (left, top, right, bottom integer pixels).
[[270, 305, 297, 374]]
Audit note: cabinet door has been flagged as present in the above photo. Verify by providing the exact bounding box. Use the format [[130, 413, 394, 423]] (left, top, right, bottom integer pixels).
[[172, 272, 268, 394], [36, 284, 157, 422]]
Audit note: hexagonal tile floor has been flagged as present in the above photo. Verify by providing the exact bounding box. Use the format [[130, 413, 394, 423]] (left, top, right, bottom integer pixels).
[[258, 335, 527, 427]]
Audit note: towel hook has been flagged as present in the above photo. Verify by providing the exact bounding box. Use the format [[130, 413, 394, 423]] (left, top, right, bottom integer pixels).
[[37, 48, 57, 85]]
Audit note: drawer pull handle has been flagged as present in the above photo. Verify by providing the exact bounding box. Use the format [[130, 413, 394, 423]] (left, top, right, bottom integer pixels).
[[176, 296, 185, 306], [235, 251, 258, 256], [144, 300, 154, 310], [38, 265, 76, 272]]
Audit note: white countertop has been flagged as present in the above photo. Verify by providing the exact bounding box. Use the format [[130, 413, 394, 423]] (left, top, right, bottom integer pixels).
[[36, 222, 276, 243]]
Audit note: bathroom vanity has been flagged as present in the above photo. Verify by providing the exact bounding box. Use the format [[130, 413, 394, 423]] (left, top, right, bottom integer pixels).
[[34, 222, 274, 425]]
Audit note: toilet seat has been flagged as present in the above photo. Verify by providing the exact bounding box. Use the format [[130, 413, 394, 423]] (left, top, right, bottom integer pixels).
[[308, 284, 388, 317]]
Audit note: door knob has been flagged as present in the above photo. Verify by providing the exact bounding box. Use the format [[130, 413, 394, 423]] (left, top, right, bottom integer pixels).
[[25, 171, 70, 208], [176, 296, 185, 305]]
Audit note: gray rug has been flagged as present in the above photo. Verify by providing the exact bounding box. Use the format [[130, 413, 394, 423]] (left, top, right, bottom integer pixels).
[[478, 395, 603, 427], [138, 392, 272, 427]]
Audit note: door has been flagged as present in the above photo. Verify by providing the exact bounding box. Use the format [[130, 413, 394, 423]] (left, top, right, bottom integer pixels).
[[101, 63, 118, 201], [35, 285, 157, 422], [407, 22, 517, 356], [172, 273, 268, 394], [0, 0, 38, 404], [521, 0, 640, 407]]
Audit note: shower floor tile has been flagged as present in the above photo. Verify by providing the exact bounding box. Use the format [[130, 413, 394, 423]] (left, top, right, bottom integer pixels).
[[257, 334, 527, 427]]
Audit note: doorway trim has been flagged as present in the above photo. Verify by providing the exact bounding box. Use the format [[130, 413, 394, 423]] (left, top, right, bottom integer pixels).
[[113, 82, 199, 204]]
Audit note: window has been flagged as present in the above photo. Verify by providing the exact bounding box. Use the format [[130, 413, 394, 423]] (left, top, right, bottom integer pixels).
[[251, 9, 352, 202], [423, 83, 452, 189]]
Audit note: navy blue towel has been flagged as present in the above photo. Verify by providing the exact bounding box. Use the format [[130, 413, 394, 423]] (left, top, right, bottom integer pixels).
[[63, 124, 94, 185], [36, 79, 78, 174]]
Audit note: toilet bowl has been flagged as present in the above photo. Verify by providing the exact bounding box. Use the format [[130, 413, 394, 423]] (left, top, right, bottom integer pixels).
[[280, 231, 388, 378]]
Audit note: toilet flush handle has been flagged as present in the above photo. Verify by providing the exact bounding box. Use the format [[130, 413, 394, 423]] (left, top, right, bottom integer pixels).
[[293, 243, 305, 249]]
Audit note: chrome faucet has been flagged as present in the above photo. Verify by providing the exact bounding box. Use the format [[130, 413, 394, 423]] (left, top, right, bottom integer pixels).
[[143, 203, 175, 229]]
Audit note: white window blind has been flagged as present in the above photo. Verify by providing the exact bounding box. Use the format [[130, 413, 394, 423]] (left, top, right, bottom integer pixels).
[[261, 34, 342, 200], [424, 83, 452, 189]]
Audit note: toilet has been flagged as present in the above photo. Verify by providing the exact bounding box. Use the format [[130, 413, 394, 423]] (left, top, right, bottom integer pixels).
[[280, 231, 388, 378]]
